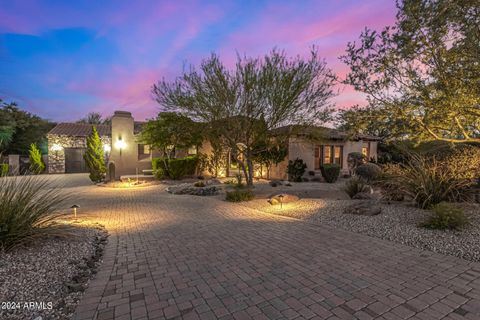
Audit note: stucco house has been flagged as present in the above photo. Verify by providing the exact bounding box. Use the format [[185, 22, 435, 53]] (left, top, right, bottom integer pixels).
[[47, 110, 380, 180]]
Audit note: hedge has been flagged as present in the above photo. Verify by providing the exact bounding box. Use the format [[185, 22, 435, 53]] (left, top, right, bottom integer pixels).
[[151, 156, 199, 180]]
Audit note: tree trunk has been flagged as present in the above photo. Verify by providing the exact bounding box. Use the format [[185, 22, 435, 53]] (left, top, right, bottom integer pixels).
[[245, 152, 254, 186]]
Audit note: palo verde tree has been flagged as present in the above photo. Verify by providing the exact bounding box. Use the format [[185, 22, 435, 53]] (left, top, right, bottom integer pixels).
[[340, 0, 480, 143], [84, 126, 106, 183], [153, 48, 336, 186]]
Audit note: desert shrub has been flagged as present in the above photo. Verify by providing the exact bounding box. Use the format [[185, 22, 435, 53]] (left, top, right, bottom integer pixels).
[[287, 158, 307, 182], [320, 164, 340, 183], [381, 153, 476, 209], [420, 202, 467, 230], [347, 152, 365, 172], [225, 189, 254, 202], [343, 176, 368, 198], [29, 143, 45, 174], [355, 163, 382, 181], [0, 164, 8, 177], [0, 176, 70, 251]]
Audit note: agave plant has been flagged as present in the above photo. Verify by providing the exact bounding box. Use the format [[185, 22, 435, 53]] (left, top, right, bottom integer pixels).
[[0, 176, 71, 251]]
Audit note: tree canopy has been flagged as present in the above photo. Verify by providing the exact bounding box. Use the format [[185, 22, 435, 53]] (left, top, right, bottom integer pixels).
[[0, 100, 54, 155], [340, 0, 480, 143], [77, 112, 111, 125], [140, 112, 203, 158], [152, 49, 336, 185]]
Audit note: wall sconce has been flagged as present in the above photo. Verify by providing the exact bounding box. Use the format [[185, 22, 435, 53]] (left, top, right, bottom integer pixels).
[[51, 143, 63, 157], [103, 144, 111, 153], [115, 137, 126, 156]]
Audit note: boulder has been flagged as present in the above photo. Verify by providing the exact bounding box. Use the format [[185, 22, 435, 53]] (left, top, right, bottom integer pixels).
[[344, 201, 382, 216], [352, 192, 375, 200], [268, 194, 299, 205]]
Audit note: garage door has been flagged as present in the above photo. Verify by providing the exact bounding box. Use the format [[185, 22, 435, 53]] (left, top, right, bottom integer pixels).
[[65, 148, 87, 173]]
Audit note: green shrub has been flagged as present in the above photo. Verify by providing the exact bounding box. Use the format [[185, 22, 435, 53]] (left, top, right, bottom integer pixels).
[[343, 176, 368, 198], [168, 155, 199, 179], [84, 127, 106, 182], [152, 156, 199, 180], [0, 164, 8, 177], [287, 158, 307, 182], [29, 143, 45, 174], [0, 176, 70, 251], [320, 164, 340, 183], [225, 189, 255, 202], [381, 154, 475, 209], [355, 163, 382, 181], [420, 202, 467, 230]]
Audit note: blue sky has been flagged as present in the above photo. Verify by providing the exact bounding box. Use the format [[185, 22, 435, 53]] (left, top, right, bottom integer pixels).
[[0, 0, 396, 122]]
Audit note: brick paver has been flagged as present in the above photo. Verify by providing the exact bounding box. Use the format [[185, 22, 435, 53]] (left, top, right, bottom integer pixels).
[[65, 180, 480, 320]]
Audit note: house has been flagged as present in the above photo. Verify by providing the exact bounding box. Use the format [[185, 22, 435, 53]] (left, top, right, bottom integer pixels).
[[47, 110, 380, 180]]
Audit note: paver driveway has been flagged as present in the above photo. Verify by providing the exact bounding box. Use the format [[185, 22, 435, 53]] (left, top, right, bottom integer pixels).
[[65, 177, 480, 320]]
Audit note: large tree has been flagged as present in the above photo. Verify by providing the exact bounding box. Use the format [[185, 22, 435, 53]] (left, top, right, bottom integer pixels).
[[140, 112, 203, 158], [152, 49, 336, 185], [0, 100, 54, 155], [340, 0, 480, 143], [77, 112, 111, 125]]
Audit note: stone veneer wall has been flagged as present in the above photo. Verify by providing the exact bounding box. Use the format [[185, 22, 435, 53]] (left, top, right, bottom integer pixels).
[[47, 134, 111, 173]]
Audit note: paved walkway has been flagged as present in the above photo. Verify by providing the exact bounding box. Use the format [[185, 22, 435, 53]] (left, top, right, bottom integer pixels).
[[68, 181, 480, 320]]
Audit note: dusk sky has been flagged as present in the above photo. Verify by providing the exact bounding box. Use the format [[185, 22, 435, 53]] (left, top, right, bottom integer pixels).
[[0, 0, 397, 122]]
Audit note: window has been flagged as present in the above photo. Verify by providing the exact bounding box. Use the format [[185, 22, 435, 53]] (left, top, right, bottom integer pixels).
[[314, 147, 320, 169], [323, 145, 331, 164], [334, 146, 342, 166], [362, 146, 369, 158], [188, 146, 197, 155], [138, 144, 151, 155], [318, 145, 343, 168]]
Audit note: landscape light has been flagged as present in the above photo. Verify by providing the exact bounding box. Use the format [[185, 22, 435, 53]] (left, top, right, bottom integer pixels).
[[103, 144, 111, 153], [70, 204, 80, 219], [279, 194, 284, 209]]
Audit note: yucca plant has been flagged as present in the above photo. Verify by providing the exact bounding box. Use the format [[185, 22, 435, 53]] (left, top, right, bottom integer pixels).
[[0, 176, 71, 251]]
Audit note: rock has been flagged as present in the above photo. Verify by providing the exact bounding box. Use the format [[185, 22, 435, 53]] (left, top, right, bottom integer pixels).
[[167, 184, 220, 196], [65, 282, 84, 292], [268, 194, 300, 205], [344, 201, 382, 216], [352, 192, 375, 200], [270, 180, 282, 187]]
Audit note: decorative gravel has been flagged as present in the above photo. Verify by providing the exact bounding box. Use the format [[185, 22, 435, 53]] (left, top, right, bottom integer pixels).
[[0, 222, 108, 320], [244, 198, 480, 262]]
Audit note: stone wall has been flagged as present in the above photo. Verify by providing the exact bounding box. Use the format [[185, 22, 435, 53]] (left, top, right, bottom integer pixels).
[[47, 134, 111, 173]]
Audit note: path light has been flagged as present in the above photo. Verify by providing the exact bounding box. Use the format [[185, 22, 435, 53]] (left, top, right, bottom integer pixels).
[[278, 194, 284, 209], [70, 204, 80, 219]]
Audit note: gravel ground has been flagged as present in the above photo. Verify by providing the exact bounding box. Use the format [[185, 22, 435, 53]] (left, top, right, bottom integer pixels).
[[0, 222, 108, 320], [243, 198, 480, 262]]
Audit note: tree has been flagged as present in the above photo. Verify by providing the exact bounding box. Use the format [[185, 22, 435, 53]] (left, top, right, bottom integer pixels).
[[28, 143, 45, 174], [340, 0, 480, 143], [84, 126, 106, 183], [252, 142, 288, 179], [77, 112, 111, 125], [153, 49, 336, 185], [0, 100, 54, 155], [140, 112, 203, 158]]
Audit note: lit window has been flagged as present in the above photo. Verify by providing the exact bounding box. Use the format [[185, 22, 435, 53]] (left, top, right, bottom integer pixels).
[[362, 147, 369, 157], [144, 145, 150, 154], [334, 146, 342, 166], [188, 146, 197, 155], [323, 145, 331, 164]]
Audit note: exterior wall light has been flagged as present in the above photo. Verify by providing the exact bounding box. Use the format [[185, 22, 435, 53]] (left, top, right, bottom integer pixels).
[[51, 144, 63, 152], [115, 137, 126, 155], [103, 144, 111, 153]]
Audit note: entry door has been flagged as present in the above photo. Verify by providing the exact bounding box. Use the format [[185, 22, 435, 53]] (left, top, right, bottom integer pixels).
[[65, 148, 87, 173]]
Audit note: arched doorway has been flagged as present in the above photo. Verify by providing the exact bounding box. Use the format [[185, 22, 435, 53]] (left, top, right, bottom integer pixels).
[[108, 162, 116, 181]]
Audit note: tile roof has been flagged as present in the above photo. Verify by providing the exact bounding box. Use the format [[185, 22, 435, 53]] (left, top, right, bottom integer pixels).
[[48, 123, 111, 137], [272, 125, 381, 141]]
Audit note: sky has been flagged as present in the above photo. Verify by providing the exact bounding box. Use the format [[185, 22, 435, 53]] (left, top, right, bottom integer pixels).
[[0, 0, 397, 122]]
